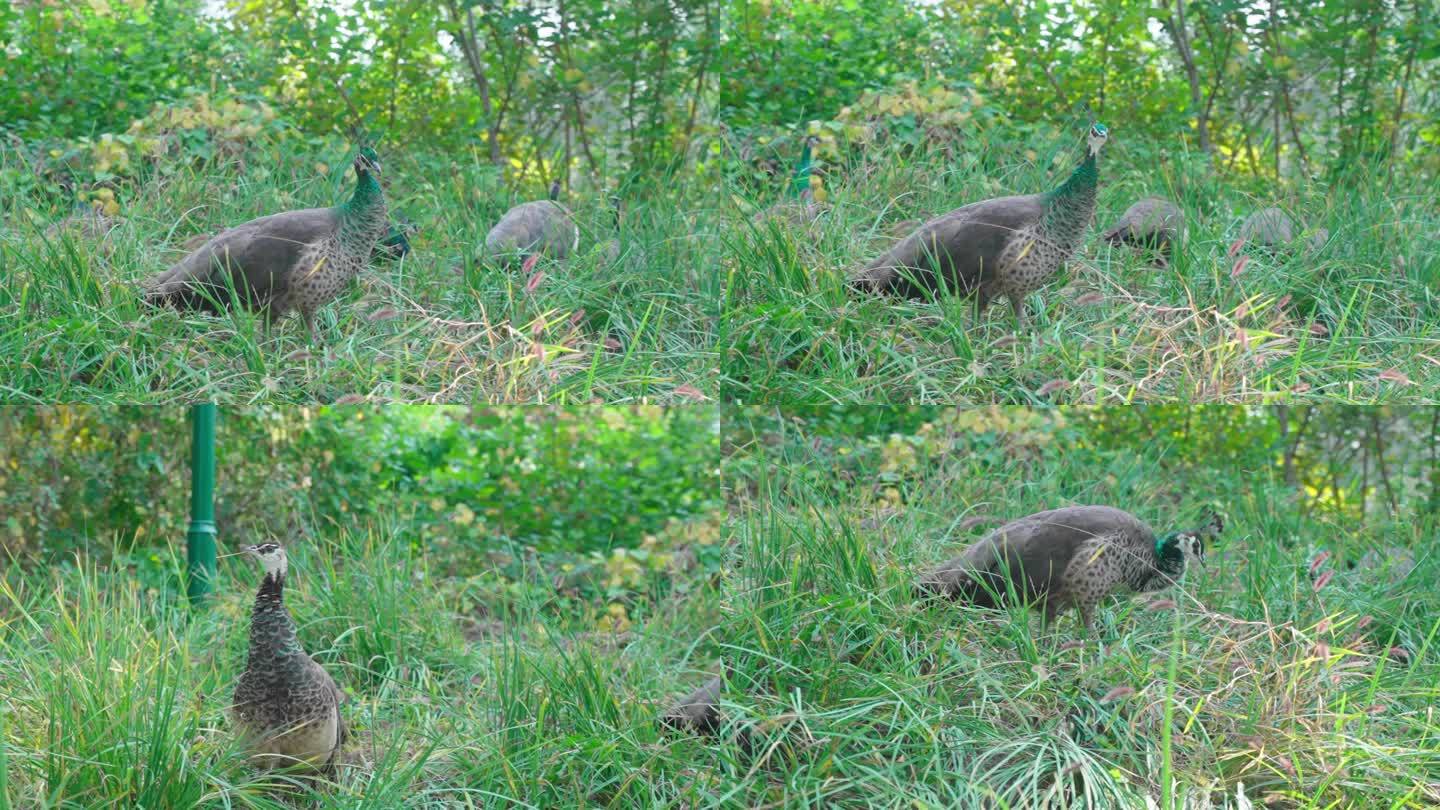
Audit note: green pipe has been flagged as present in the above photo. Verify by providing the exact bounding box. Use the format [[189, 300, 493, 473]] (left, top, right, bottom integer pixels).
[[186, 403, 218, 606]]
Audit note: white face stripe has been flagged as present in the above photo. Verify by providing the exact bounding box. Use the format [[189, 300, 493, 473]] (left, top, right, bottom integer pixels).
[[249, 543, 288, 576]]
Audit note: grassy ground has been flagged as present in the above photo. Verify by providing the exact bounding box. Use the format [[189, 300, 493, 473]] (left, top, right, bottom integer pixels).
[[4, 409, 1436, 808], [0, 145, 717, 404], [720, 131, 1440, 404]]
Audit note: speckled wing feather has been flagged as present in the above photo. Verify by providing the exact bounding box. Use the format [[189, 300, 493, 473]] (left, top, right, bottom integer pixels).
[[853, 194, 1046, 297]]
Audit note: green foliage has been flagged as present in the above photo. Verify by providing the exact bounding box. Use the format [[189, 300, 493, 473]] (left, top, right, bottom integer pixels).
[[716, 0, 932, 129], [0, 406, 720, 573], [0, 1, 262, 140]]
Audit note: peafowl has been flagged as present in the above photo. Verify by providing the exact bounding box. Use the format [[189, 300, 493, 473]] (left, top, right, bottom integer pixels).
[[753, 135, 825, 226], [231, 542, 346, 773], [142, 148, 389, 342], [375, 214, 416, 261], [852, 124, 1110, 329], [917, 505, 1222, 633], [1101, 197, 1183, 265], [483, 179, 579, 273], [1238, 207, 1295, 246]]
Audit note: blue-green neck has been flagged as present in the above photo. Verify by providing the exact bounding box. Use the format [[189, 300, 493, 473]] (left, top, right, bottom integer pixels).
[[791, 142, 813, 199], [1047, 151, 1097, 205], [338, 170, 384, 221]]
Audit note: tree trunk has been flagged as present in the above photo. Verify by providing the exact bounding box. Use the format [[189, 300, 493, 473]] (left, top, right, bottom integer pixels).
[[1163, 0, 1211, 152]]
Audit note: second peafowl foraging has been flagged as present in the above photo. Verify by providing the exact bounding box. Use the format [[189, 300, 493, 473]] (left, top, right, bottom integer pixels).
[[1101, 197, 1183, 265], [484, 180, 579, 273], [917, 505, 1222, 633], [852, 124, 1109, 329], [753, 134, 825, 226]]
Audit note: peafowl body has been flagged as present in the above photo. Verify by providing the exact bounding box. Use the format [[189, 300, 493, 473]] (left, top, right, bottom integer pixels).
[[854, 124, 1109, 328], [917, 505, 1220, 631], [1102, 197, 1183, 262], [232, 543, 346, 772], [143, 149, 388, 342], [484, 180, 579, 269]]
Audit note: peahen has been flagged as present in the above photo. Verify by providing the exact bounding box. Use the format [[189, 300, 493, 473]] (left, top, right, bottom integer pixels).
[[1238, 207, 1295, 247], [1101, 197, 1183, 264], [142, 148, 389, 342], [852, 123, 1110, 329], [483, 179, 579, 273], [753, 134, 825, 226], [916, 505, 1221, 633], [232, 542, 346, 773]]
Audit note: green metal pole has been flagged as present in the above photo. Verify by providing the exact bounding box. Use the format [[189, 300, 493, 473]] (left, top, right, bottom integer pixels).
[[186, 404, 218, 606]]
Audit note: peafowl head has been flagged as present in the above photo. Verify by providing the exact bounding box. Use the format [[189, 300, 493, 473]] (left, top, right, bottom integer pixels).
[[1087, 123, 1109, 157], [1155, 528, 1207, 576], [1152, 507, 1221, 576], [244, 542, 288, 577], [353, 147, 382, 177]]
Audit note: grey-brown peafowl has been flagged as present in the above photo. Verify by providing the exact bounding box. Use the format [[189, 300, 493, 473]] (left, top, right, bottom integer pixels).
[[484, 179, 579, 273], [660, 665, 753, 751], [917, 505, 1222, 633], [232, 542, 346, 773], [661, 674, 725, 737], [375, 213, 416, 261], [1101, 197, 1183, 265], [142, 148, 389, 342], [853, 124, 1110, 328], [1238, 207, 1295, 246]]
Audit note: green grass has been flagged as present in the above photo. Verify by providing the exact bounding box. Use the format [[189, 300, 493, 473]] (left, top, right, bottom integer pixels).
[[4, 410, 1437, 807], [720, 131, 1440, 404], [0, 144, 716, 403]]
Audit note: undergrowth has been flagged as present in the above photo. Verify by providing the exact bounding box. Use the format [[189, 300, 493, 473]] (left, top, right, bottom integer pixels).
[[3, 409, 1436, 808]]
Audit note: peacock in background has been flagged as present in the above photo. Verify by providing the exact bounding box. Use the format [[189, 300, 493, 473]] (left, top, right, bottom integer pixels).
[[852, 123, 1109, 329], [1101, 197, 1184, 265], [753, 134, 825, 226], [483, 179, 579, 274], [917, 505, 1222, 634], [375, 213, 416, 261]]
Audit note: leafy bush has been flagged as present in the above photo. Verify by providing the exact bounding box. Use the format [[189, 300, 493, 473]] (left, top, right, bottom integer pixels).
[[0, 406, 721, 574], [0, 1, 264, 140]]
